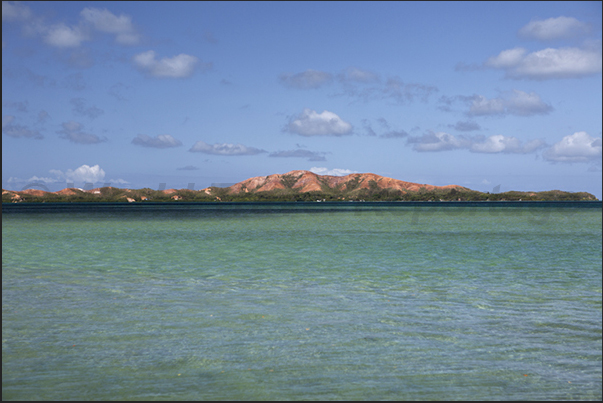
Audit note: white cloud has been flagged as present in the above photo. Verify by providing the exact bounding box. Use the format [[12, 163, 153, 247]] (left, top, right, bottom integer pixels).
[[407, 131, 545, 154], [407, 131, 470, 152], [279, 69, 333, 89], [286, 109, 353, 136], [309, 167, 358, 176], [189, 141, 267, 156], [468, 90, 552, 117], [10, 166, 127, 187], [518, 16, 590, 41], [269, 149, 327, 161], [80, 7, 141, 45], [43, 23, 89, 48], [107, 178, 129, 185], [543, 131, 602, 163], [2, 1, 32, 21], [470, 135, 546, 154], [6, 5, 140, 48], [133, 50, 200, 78], [57, 121, 105, 144], [63, 164, 106, 183], [7, 177, 23, 184], [504, 90, 553, 116], [485, 47, 527, 69], [468, 95, 505, 116], [485, 45, 602, 80], [132, 134, 182, 148], [25, 175, 62, 184]]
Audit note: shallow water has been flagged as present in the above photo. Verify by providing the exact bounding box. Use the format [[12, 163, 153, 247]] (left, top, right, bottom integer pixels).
[[2, 203, 602, 400]]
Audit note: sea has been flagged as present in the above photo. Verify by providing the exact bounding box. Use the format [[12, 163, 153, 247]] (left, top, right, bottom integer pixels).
[[2, 202, 602, 400]]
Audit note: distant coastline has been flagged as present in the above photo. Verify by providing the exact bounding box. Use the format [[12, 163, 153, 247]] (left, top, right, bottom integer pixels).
[[3, 170, 597, 203], [3, 187, 598, 203]]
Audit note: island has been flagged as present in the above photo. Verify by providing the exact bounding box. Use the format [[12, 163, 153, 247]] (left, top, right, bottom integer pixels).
[[2, 170, 598, 203]]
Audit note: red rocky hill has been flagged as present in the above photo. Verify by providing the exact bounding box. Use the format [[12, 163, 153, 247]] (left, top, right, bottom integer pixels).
[[219, 170, 467, 194]]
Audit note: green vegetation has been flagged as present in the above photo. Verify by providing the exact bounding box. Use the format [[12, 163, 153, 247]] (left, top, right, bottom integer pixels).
[[280, 173, 302, 189], [2, 185, 598, 203], [344, 175, 364, 192]]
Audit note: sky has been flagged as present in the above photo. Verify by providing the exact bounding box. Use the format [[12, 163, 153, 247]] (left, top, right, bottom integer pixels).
[[2, 1, 602, 198]]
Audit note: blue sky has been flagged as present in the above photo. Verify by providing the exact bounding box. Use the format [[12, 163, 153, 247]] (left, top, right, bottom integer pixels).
[[3, 1, 602, 197]]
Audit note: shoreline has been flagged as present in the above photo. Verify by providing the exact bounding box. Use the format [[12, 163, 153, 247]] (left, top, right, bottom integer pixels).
[[3, 200, 602, 209]]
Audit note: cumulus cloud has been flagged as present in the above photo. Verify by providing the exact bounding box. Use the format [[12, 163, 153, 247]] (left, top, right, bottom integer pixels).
[[107, 178, 130, 185], [71, 98, 104, 119], [189, 141, 267, 156], [43, 23, 90, 48], [279, 69, 333, 89], [518, 16, 591, 41], [407, 131, 470, 152], [467, 90, 552, 117], [132, 134, 182, 148], [485, 45, 602, 80], [133, 50, 204, 78], [7, 1, 141, 48], [485, 48, 528, 69], [309, 167, 358, 176], [52, 164, 106, 183], [470, 135, 546, 154], [80, 7, 141, 45], [269, 149, 327, 161], [7, 166, 127, 188], [6, 4, 141, 49], [407, 131, 545, 154], [24, 175, 61, 185], [57, 121, 106, 144], [177, 165, 200, 171], [286, 109, 353, 137], [543, 131, 602, 163]]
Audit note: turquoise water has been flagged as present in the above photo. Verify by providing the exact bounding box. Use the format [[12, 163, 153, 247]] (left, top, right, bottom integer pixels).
[[2, 202, 602, 400]]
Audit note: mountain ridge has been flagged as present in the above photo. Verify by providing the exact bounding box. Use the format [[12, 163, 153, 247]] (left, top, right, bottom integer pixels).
[[219, 170, 467, 195], [2, 170, 598, 202]]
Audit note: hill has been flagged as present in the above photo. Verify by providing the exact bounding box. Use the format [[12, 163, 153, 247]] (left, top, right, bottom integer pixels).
[[223, 170, 465, 194], [2, 170, 598, 203]]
